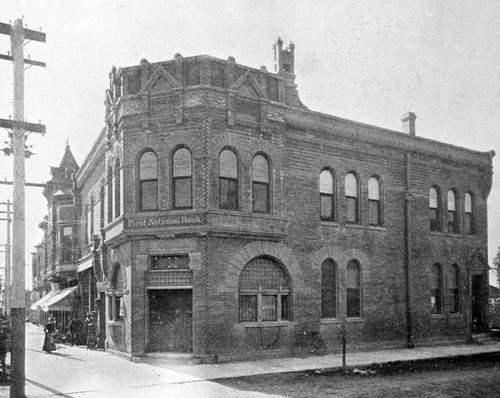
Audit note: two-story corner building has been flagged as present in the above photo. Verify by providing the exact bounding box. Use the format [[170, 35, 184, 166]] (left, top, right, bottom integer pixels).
[[30, 144, 80, 329], [69, 38, 493, 361]]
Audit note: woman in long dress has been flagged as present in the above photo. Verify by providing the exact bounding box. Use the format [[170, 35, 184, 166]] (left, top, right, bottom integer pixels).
[[42, 317, 56, 353]]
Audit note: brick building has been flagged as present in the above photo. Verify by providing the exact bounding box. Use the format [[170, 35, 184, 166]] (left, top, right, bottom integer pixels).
[[34, 39, 494, 360]]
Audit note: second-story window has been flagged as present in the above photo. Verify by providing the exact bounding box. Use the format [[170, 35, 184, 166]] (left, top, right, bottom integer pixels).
[[107, 167, 114, 222], [447, 190, 459, 233], [429, 186, 441, 232], [100, 185, 105, 229], [115, 158, 121, 217], [368, 177, 382, 226], [320, 169, 334, 221], [252, 154, 270, 213], [173, 148, 193, 209], [219, 149, 239, 211], [345, 173, 359, 223], [464, 192, 475, 235], [139, 151, 158, 211], [60, 226, 73, 264]]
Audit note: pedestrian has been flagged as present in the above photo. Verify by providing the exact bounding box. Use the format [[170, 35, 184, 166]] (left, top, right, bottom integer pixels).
[[0, 316, 10, 379], [42, 317, 56, 353], [68, 314, 80, 346], [86, 315, 97, 350]]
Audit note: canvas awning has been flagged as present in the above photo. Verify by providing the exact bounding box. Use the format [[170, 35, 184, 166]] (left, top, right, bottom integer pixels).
[[30, 290, 60, 311], [41, 286, 79, 312]]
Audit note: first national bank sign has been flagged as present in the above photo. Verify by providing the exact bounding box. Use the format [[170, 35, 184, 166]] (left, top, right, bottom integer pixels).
[[125, 213, 204, 229]]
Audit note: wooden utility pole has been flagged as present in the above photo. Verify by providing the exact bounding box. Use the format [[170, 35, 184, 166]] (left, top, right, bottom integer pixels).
[[0, 200, 12, 316], [0, 19, 46, 398]]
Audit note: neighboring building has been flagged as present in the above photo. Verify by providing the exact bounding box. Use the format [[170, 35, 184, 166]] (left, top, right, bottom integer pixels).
[[33, 39, 494, 361], [30, 144, 80, 329]]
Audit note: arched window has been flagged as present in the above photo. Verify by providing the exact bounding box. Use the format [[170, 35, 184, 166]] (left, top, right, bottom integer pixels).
[[239, 257, 291, 322], [431, 263, 443, 314], [346, 260, 361, 318], [219, 149, 239, 211], [429, 186, 441, 231], [320, 169, 334, 221], [321, 259, 337, 318], [447, 190, 459, 233], [173, 147, 193, 209], [465, 192, 475, 235], [449, 264, 460, 314], [139, 151, 158, 211], [345, 173, 359, 223], [115, 158, 121, 217], [107, 167, 114, 222], [368, 176, 382, 226], [252, 154, 270, 213]]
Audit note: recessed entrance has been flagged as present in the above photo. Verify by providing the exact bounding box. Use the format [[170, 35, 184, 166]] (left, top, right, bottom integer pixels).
[[148, 289, 193, 352], [471, 274, 486, 333]]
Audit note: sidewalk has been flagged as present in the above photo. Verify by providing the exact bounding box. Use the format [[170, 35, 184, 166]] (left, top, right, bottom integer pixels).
[[140, 342, 500, 380]]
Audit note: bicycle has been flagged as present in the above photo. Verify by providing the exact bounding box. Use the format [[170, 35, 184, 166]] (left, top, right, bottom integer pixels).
[[292, 329, 327, 357]]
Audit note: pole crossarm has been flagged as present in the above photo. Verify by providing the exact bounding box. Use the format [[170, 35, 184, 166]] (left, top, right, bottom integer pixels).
[[0, 22, 46, 42], [0, 180, 46, 188], [0, 119, 45, 134], [0, 53, 46, 67]]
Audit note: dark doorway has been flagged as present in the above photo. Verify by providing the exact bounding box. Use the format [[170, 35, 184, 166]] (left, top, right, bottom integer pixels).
[[148, 289, 193, 352], [471, 275, 486, 333]]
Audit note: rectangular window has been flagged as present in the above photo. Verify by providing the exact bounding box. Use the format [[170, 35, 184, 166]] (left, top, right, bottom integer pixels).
[[174, 178, 192, 209], [60, 226, 73, 264], [252, 182, 269, 213], [369, 200, 380, 225], [261, 295, 277, 321], [220, 178, 238, 210], [346, 197, 357, 223], [140, 180, 158, 211], [320, 194, 333, 220], [115, 296, 123, 321], [239, 295, 257, 322], [107, 295, 112, 320]]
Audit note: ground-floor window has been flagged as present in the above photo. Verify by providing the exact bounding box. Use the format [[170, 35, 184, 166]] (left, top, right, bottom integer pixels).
[[107, 293, 123, 321], [239, 257, 291, 323]]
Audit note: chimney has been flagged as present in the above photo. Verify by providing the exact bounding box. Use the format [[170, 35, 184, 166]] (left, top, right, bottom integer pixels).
[[401, 112, 417, 136]]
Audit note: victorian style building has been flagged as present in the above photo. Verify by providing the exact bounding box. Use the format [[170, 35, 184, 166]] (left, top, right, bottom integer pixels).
[[32, 39, 494, 361]]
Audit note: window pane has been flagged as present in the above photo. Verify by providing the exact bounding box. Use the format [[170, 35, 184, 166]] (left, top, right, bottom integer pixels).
[[239, 257, 290, 289], [140, 152, 157, 179], [465, 193, 472, 213], [346, 197, 357, 223], [253, 182, 269, 213], [429, 208, 439, 231], [347, 288, 361, 318], [174, 177, 192, 208], [220, 150, 238, 179], [368, 177, 380, 200], [345, 173, 357, 197], [239, 295, 257, 322], [220, 178, 238, 210], [281, 295, 290, 320], [431, 265, 442, 314], [262, 295, 277, 321], [140, 180, 158, 210], [429, 187, 438, 208], [173, 148, 192, 177], [447, 191, 456, 211], [369, 200, 380, 225], [320, 170, 333, 193], [253, 155, 269, 183], [321, 194, 333, 220]]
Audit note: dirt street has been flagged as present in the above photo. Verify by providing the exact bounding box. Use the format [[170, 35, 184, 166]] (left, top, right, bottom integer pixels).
[[217, 353, 500, 398]]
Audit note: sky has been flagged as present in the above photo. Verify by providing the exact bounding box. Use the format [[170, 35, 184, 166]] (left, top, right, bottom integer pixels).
[[0, 0, 499, 289]]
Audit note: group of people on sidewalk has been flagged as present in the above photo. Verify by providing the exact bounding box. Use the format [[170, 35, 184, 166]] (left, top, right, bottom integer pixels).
[[43, 312, 99, 353]]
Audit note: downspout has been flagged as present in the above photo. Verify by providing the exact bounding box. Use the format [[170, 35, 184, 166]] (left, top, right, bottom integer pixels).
[[404, 153, 414, 348]]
